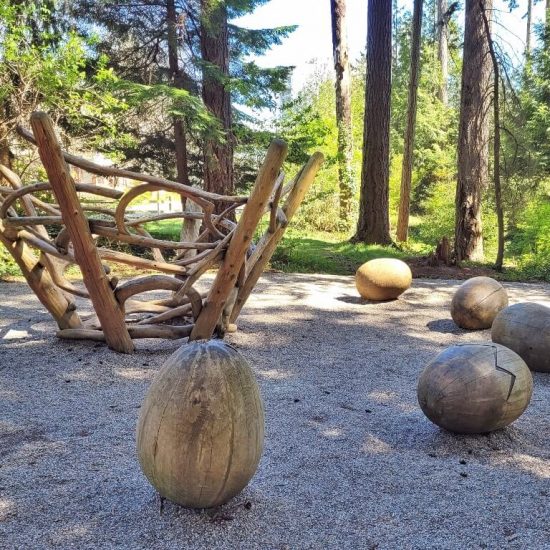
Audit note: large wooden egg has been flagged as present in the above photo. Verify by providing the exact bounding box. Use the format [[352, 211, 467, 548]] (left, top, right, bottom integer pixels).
[[451, 276, 508, 329], [417, 343, 532, 434], [492, 302, 550, 373], [355, 258, 412, 301], [137, 340, 264, 509]]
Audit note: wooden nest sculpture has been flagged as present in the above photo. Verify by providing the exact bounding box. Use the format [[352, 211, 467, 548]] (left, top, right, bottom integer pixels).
[[0, 112, 323, 353]]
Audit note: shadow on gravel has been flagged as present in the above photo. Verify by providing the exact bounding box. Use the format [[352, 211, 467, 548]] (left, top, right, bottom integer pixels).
[[426, 318, 466, 334]]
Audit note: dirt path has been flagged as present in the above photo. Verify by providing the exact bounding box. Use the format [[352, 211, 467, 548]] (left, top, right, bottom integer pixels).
[[0, 274, 548, 549]]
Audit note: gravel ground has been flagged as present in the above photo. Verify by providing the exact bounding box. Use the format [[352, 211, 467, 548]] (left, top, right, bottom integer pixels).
[[0, 274, 549, 550]]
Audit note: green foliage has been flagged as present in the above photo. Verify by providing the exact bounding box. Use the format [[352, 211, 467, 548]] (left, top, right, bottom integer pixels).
[[0, 0, 134, 154], [0, 244, 20, 278], [507, 193, 550, 279]]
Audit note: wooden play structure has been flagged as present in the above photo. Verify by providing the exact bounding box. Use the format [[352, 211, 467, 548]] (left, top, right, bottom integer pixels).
[[0, 112, 323, 353]]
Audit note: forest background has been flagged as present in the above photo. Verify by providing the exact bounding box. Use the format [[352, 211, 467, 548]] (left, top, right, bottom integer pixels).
[[1, 0, 549, 280]]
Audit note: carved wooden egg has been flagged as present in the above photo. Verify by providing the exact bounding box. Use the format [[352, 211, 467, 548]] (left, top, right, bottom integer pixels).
[[417, 343, 533, 434], [355, 258, 412, 301], [136, 340, 264, 509], [492, 302, 550, 373], [451, 277, 508, 329]]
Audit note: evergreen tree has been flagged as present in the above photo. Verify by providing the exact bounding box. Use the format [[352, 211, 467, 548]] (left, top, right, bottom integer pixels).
[[71, 0, 295, 193], [454, 0, 493, 262], [354, 0, 392, 245], [396, 0, 423, 242], [330, 0, 354, 227]]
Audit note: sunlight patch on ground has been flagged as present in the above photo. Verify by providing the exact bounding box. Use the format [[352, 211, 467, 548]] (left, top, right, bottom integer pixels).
[[362, 434, 393, 454], [114, 368, 154, 381], [0, 498, 16, 520], [491, 453, 550, 479], [367, 391, 400, 403], [0, 389, 18, 401], [257, 368, 294, 380], [321, 427, 344, 439], [2, 329, 29, 340]]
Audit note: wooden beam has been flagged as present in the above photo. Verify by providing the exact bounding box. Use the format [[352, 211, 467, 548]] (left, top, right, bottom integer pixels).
[[190, 139, 288, 340], [230, 152, 324, 323], [0, 221, 81, 329], [30, 112, 134, 353]]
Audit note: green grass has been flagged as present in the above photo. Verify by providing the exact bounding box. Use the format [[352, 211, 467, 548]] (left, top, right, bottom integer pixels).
[[3, 218, 548, 282], [144, 220, 412, 275], [143, 219, 183, 241], [268, 229, 409, 274]]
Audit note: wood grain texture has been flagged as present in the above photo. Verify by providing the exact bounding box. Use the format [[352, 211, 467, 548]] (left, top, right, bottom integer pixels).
[[492, 302, 550, 372], [451, 276, 508, 330], [229, 152, 324, 324], [136, 340, 264, 508], [417, 343, 532, 434], [190, 139, 288, 340], [0, 222, 81, 329], [30, 112, 134, 353]]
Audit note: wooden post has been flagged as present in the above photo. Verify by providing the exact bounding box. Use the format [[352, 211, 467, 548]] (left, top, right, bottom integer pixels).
[[229, 152, 324, 323], [190, 139, 288, 340], [30, 112, 134, 353], [0, 221, 81, 329]]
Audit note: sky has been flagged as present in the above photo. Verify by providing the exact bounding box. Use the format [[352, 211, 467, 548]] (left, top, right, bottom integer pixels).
[[234, 0, 548, 94]]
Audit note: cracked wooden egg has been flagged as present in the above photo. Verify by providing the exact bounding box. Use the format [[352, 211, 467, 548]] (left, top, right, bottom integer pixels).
[[417, 343, 533, 434]]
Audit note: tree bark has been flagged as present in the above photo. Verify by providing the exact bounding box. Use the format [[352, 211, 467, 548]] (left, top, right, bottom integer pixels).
[[480, 3, 504, 270], [330, 0, 354, 227], [526, 0, 533, 58], [166, 0, 201, 246], [454, 0, 492, 263], [396, 0, 423, 242], [437, 0, 449, 104], [0, 131, 12, 184], [167, 0, 190, 188], [200, 0, 233, 210], [353, 0, 392, 245]]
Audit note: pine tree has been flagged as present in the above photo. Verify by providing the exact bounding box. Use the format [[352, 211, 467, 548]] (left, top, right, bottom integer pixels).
[[454, 0, 493, 262], [330, 0, 354, 227], [396, 0, 423, 242], [71, 0, 295, 191], [354, 0, 392, 245]]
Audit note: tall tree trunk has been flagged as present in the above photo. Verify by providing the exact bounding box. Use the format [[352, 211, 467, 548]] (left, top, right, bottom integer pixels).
[[166, 0, 200, 247], [200, 0, 233, 209], [330, 0, 354, 227], [481, 3, 504, 270], [396, 0, 423, 242], [437, 0, 449, 104], [454, 0, 492, 263], [525, 0, 532, 58], [353, 0, 392, 245], [167, 0, 190, 188]]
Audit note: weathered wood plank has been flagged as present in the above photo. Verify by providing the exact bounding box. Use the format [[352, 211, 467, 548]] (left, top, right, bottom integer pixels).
[[0, 221, 81, 329], [190, 139, 288, 340], [30, 112, 134, 353], [230, 152, 324, 323]]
